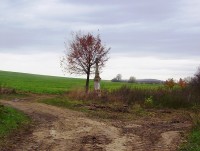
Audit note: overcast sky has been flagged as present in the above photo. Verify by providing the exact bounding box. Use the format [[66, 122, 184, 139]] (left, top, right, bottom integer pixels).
[[0, 0, 200, 80]]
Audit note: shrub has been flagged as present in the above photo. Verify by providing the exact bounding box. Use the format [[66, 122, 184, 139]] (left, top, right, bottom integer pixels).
[[0, 83, 16, 94], [164, 78, 176, 90], [111, 85, 149, 105], [110, 86, 196, 109], [178, 78, 187, 88], [67, 84, 199, 109]]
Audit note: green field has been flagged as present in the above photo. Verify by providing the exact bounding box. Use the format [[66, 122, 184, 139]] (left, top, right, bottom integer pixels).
[[0, 70, 162, 94]]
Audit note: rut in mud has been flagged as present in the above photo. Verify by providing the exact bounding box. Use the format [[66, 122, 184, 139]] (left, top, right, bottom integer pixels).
[[0, 100, 191, 151]]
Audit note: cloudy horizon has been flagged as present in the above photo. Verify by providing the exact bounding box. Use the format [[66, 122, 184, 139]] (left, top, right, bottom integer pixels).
[[0, 0, 200, 80]]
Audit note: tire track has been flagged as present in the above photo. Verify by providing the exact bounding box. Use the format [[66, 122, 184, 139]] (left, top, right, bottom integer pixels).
[[0, 100, 191, 151]]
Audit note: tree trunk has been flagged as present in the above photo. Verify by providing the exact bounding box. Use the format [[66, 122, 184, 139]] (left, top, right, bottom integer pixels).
[[85, 73, 90, 93]]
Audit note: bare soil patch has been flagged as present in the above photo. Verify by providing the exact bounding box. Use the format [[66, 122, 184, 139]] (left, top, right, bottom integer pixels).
[[0, 99, 191, 151]]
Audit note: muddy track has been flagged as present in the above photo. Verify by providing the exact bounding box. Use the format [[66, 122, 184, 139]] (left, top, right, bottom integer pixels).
[[0, 100, 191, 151]]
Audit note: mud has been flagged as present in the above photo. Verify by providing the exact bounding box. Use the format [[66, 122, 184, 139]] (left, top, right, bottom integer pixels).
[[0, 100, 191, 151]]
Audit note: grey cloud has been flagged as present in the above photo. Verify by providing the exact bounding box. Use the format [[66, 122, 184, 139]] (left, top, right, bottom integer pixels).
[[0, 0, 200, 59]]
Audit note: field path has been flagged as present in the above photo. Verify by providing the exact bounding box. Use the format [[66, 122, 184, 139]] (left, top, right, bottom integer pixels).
[[0, 100, 191, 151]]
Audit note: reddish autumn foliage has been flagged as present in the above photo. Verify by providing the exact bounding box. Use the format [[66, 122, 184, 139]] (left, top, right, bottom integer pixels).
[[61, 32, 110, 92], [178, 78, 187, 88], [164, 78, 175, 89]]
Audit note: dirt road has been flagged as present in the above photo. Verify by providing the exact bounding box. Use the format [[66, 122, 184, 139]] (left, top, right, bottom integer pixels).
[[0, 100, 191, 151]]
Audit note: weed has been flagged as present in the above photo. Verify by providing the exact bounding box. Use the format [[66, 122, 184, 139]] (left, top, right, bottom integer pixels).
[[131, 104, 147, 116], [144, 96, 154, 108]]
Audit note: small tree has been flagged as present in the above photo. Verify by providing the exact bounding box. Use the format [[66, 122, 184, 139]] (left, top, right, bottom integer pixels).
[[61, 32, 110, 92], [128, 76, 136, 83], [178, 78, 186, 88], [164, 78, 175, 90]]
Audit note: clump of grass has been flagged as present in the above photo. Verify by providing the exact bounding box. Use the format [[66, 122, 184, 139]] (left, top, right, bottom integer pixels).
[[179, 106, 200, 151], [0, 105, 30, 137], [180, 128, 200, 151], [131, 104, 148, 116], [190, 105, 200, 127], [0, 104, 31, 148], [179, 122, 200, 150]]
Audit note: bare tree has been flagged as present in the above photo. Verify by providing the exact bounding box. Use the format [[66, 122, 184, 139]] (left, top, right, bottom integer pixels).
[[61, 32, 110, 92], [190, 66, 200, 94]]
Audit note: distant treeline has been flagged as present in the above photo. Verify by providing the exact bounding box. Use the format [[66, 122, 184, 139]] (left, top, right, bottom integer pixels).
[[111, 78, 164, 84]]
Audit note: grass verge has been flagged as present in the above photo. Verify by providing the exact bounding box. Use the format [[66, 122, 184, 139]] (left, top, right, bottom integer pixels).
[[180, 127, 200, 151], [0, 104, 31, 149], [179, 111, 200, 151], [38, 97, 149, 120], [0, 93, 29, 100]]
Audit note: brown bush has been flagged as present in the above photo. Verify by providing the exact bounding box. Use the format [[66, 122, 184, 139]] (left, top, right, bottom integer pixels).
[[66, 84, 199, 109], [0, 87, 16, 94]]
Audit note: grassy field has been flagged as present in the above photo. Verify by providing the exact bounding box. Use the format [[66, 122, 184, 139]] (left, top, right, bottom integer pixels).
[[0, 70, 86, 94], [0, 70, 162, 94]]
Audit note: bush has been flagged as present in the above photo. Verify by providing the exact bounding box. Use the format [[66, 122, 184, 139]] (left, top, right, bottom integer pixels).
[[111, 85, 148, 105], [164, 78, 176, 90], [109, 86, 197, 109], [0, 84, 16, 94], [152, 87, 193, 108], [66, 84, 200, 109]]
